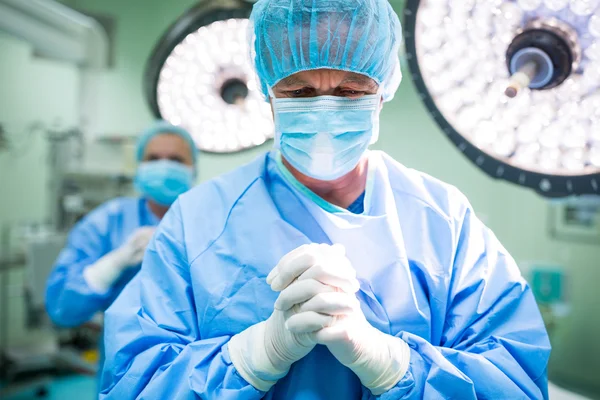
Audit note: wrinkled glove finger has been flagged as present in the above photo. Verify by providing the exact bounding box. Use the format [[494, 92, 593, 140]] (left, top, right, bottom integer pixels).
[[297, 260, 359, 293], [275, 279, 334, 311], [330, 243, 346, 256], [285, 311, 335, 333], [313, 316, 352, 344], [267, 244, 316, 284], [297, 292, 359, 316], [268, 244, 322, 291], [129, 227, 156, 251], [267, 244, 310, 284], [131, 248, 147, 265]]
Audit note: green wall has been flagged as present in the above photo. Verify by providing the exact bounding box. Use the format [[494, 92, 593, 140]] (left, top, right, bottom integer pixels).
[[0, 34, 80, 225], [0, 33, 80, 348], [1, 0, 599, 396]]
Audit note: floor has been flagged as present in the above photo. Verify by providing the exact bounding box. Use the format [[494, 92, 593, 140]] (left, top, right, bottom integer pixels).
[[1, 375, 96, 400]]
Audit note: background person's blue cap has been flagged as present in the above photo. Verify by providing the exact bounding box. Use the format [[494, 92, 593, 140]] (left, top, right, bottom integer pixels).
[[136, 120, 198, 167]]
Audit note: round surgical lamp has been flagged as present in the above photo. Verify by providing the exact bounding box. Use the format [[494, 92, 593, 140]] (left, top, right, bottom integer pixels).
[[145, 0, 273, 153], [404, 0, 600, 196]]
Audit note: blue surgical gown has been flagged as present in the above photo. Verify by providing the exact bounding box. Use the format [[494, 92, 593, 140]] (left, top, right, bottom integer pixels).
[[46, 197, 159, 327], [101, 151, 550, 399]]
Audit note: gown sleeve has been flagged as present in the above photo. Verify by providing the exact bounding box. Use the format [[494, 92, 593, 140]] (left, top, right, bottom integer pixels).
[[375, 201, 551, 400], [46, 201, 127, 327]]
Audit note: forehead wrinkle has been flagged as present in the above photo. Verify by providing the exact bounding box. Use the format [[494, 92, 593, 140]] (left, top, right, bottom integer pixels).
[[278, 75, 310, 87], [340, 74, 377, 87]]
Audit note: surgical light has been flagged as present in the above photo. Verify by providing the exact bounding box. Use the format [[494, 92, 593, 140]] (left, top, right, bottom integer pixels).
[[145, 0, 273, 153], [404, 0, 600, 196]]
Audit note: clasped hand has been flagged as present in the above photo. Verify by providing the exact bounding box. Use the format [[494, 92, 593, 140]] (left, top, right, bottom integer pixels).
[[228, 243, 410, 395], [267, 243, 410, 395]]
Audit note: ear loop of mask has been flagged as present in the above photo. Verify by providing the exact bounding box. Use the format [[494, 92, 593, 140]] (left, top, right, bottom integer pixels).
[[368, 85, 384, 144], [269, 86, 283, 150]]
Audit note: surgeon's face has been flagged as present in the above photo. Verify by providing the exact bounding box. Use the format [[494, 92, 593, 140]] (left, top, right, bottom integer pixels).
[[271, 69, 379, 100], [142, 133, 194, 166]]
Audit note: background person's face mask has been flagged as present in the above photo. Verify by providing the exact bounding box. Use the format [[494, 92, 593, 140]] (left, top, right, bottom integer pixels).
[[134, 160, 195, 206], [272, 94, 381, 181]]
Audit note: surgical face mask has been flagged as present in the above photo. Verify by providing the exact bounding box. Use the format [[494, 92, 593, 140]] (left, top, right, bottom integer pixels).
[[272, 94, 380, 181], [134, 160, 195, 206]]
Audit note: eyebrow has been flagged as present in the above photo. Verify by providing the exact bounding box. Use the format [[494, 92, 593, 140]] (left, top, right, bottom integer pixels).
[[277, 76, 309, 88], [341, 75, 378, 87], [276, 73, 377, 88]]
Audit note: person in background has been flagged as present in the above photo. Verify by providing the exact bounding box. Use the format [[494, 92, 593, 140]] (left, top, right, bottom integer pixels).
[[100, 0, 551, 399], [45, 120, 197, 373]]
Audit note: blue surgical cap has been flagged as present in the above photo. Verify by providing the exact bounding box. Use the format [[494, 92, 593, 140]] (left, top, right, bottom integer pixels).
[[249, 0, 403, 102], [136, 120, 198, 166]]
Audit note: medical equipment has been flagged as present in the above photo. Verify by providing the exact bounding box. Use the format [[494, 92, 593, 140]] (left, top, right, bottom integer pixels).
[[0, 126, 136, 397], [58, 171, 134, 230], [404, 0, 600, 196], [0, 120, 134, 230], [548, 194, 600, 243], [0, 123, 7, 151], [0, 228, 97, 399], [45, 126, 136, 231], [0, 0, 108, 68], [144, 0, 273, 153]]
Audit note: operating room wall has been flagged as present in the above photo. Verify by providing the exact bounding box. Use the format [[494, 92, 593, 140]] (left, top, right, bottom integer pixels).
[[0, 33, 80, 347], [1, 0, 597, 396], [0, 34, 79, 225]]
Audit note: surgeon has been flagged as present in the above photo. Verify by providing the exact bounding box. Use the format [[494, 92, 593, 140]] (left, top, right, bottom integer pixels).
[[45, 120, 197, 373], [100, 0, 551, 399]]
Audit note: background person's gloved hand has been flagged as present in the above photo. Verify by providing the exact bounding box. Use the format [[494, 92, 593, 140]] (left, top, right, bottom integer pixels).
[[83, 226, 156, 293], [118, 226, 157, 266], [271, 243, 411, 396]]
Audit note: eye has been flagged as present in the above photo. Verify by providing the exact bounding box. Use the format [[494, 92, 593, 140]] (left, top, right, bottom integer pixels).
[[169, 156, 185, 163], [339, 90, 365, 97], [286, 88, 315, 97]]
